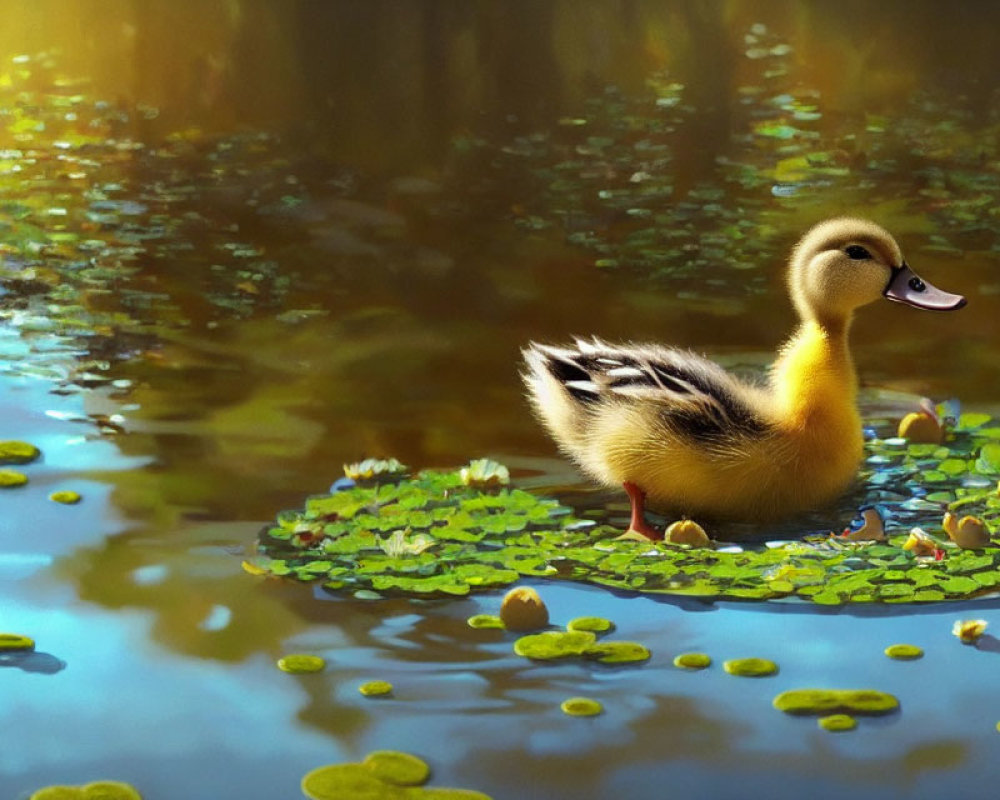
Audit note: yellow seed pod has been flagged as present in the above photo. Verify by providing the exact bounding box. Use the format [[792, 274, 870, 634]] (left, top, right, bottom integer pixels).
[[665, 519, 710, 547], [500, 586, 549, 631], [897, 411, 942, 444]]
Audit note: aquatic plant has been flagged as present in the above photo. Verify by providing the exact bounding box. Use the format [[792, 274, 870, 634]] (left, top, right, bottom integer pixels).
[[358, 680, 393, 697], [818, 714, 857, 732], [277, 654, 326, 674], [0, 469, 28, 487], [561, 697, 603, 717], [566, 616, 615, 634], [49, 490, 82, 505], [466, 614, 505, 630], [884, 644, 924, 660], [953, 619, 988, 644], [301, 751, 491, 800], [673, 652, 712, 670], [723, 658, 778, 677], [29, 780, 142, 800], [460, 459, 510, 489], [0, 633, 34, 651], [0, 440, 40, 464], [253, 412, 1000, 604], [773, 689, 899, 715]]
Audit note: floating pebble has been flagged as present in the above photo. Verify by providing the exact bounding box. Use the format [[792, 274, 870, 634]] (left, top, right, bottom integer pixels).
[[0, 469, 28, 487], [673, 652, 712, 670], [277, 654, 326, 674], [499, 586, 549, 631], [560, 697, 603, 717], [884, 643, 924, 660], [358, 680, 393, 697], [724, 657, 778, 677]]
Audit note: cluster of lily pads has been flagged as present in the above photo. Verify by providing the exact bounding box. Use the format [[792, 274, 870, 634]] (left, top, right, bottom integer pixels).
[[301, 750, 490, 800], [252, 409, 1000, 604]]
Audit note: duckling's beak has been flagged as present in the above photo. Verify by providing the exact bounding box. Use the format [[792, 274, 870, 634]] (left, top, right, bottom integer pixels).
[[884, 263, 966, 310]]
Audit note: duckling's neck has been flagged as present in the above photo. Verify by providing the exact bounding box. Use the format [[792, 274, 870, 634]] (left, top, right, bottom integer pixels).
[[771, 317, 857, 428]]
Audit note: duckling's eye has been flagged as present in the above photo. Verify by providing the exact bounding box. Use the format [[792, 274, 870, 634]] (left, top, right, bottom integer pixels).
[[844, 245, 872, 260]]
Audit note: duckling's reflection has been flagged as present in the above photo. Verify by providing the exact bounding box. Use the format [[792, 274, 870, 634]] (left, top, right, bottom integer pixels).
[[0, 649, 66, 674]]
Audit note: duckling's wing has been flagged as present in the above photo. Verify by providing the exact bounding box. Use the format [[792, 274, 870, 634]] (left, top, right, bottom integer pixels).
[[526, 337, 769, 441]]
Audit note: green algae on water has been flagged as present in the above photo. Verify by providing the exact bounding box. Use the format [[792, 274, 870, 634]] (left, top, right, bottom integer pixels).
[[673, 652, 712, 670], [0, 440, 40, 465], [561, 696, 603, 716], [884, 643, 924, 660], [30, 780, 142, 800], [0, 469, 28, 487], [773, 688, 899, 716], [723, 657, 778, 677], [359, 680, 394, 697], [276, 654, 326, 674], [49, 490, 82, 504], [818, 714, 857, 732], [301, 763, 395, 800], [363, 750, 431, 786]]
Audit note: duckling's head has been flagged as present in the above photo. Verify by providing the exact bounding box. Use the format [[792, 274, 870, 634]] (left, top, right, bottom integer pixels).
[[787, 218, 965, 327]]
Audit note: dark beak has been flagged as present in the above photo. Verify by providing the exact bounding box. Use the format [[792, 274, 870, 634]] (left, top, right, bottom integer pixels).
[[884, 263, 966, 311]]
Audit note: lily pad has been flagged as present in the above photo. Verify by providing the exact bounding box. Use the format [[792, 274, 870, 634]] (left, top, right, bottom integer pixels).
[[277, 654, 326, 674], [560, 697, 603, 716], [0, 633, 35, 651], [566, 616, 615, 634], [0, 469, 28, 487], [363, 751, 431, 786], [818, 714, 857, 732], [773, 689, 899, 715], [49, 490, 82, 504], [673, 652, 712, 670], [466, 614, 505, 630], [513, 630, 597, 660], [29, 781, 142, 800], [0, 440, 40, 464], [359, 680, 394, 697], [723, 657, 778, 677], [884, 643, 924, 660], [584, 641, 651, 664]]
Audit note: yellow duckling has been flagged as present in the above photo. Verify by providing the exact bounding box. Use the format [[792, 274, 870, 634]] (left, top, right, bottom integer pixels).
[[522, 218, 966, 539]]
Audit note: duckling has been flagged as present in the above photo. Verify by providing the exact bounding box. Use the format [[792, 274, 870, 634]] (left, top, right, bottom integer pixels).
[[943, 511, 991, 549], [522, 218, 966, 539]]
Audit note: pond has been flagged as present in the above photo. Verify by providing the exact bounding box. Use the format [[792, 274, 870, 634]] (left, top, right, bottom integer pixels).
[[3, 2, 1000, 799]]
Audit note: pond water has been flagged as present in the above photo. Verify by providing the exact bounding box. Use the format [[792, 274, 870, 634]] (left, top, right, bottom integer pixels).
[[4, 2, 1000, 799]]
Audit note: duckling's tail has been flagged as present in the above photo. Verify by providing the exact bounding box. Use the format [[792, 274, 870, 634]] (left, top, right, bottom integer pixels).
[[521, 342, 598, 454]]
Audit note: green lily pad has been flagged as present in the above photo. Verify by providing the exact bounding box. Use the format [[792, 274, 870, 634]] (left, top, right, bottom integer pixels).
[[818, 714, 857, 732], [723, 657, 778, 677], [277, 654, 326, 674], [673, 652, 712, 670], [467, 614, 505, 630], [584, 641, 651, 664], [0, 469, 28, 487], [49, 490, 82, 504], [363, 751, 431, 786], [301, 763, 398, 800], [513, 631, 597, 660], [566, 616, 615, 634], [560, 697, 603, 716], [30, 782, 142, 800], [773, 689, 899, 715], [359, 680, 393, 698], [0, 633, 35, 651], [884, 643, 924, 660], [0, 440, 40, 464]]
